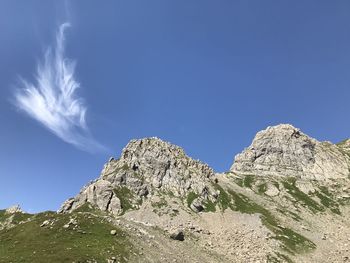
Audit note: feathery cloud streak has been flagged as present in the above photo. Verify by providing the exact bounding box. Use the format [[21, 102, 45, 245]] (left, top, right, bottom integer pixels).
[[13, 23, 104, 152]]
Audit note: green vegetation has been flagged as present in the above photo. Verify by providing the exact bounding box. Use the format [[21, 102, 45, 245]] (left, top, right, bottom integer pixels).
[[318, 186, 332, 197], [0, 211, 133, 263], [0, 210, 9, 223], [151, 198, 168, 209], [243, 174, 255, 188], [282, 179, 342, 214], [282, 178, 324, 213], [226, 189, 315, 254], [121, 164, 129, 170], [232, 174, 256, 188], [203, 200, 216, 212], [314, 191, 341, 215], [234, 178, 244, 187], [186, 182, 315, 254], [213, 184, 233, 211], [267, 252, 294, 263], [114, 187, 134, 214], [186, 192, 199, 208], [274, 226, 315, 254], [11, 212, 32, 224], [0, 210, 32, 226], [276, 208, 302, 222], [257, 183, 268, 194]]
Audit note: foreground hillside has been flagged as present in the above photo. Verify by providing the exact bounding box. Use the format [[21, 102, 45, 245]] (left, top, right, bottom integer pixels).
[[1, 124, 350, 263]]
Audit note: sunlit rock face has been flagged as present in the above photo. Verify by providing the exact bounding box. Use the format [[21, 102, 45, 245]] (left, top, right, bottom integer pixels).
[[231, 124, 350, 180], [59, 137, 216, 215]]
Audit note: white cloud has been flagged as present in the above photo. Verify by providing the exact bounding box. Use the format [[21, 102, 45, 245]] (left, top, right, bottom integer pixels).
[[13, 23, 105, 152]]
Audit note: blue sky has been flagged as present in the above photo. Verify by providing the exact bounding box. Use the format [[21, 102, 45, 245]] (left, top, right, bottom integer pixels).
[[1, 1, 350, 212]]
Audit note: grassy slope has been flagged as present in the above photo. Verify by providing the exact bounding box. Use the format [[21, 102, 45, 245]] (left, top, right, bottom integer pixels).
[[0, 210, 133, 263]]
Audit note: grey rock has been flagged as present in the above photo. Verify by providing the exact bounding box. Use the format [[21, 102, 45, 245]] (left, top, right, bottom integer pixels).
[[5, 205, 23, 214], [231, 124, 350, 180], [59, 179, 122, 215], [190, 197, 205, 213], [40, 220, 50, 227], [295, 180, 316, 194], [169, 228, 185, 241], [59, 138, 217, 215], [264, 183, 280, 197]]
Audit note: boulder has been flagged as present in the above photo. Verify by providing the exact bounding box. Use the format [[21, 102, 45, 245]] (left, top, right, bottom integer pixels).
[[169, 228, 185, 241]]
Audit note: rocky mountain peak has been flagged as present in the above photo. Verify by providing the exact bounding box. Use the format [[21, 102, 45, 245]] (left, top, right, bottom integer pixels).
[[231, 124, 350, 180], [120, 137, 187, 162], [59, 137, 216, 215]]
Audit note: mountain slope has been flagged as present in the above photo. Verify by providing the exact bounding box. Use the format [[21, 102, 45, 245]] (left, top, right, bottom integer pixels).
[[1, 124, 350, 263]]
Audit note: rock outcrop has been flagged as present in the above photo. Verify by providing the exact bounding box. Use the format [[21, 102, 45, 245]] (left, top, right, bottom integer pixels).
[[59, 137, 216, 215], [231, 124, 350, 180], [337, 139, 350, 156], [5, 205, 23, 214]]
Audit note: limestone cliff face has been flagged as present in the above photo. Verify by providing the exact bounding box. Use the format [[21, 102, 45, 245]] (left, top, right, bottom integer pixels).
[[231, 124, 350, 180], [59, 137, 216, 214]]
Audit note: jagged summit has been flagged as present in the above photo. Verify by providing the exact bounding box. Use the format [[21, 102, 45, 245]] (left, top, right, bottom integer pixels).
[[231, 124, 350, 180], [59, 137, 216, 215]]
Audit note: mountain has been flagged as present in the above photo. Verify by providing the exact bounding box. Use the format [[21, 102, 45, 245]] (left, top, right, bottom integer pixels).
[[1, 124, 350, 263]]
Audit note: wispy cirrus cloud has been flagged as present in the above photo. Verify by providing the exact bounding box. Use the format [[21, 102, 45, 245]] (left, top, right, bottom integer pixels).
[[13, 23, 105, 152]]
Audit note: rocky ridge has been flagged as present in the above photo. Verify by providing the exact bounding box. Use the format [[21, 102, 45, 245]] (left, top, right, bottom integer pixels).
[[231, 124, 350, 180], [2, 124, 350, 263], [59, 137, 217, 215]]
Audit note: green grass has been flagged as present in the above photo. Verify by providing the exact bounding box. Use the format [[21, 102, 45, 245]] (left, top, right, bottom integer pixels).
[[11, 213, 33, 224], [186, 192, 199, 208], [314, 191, 341, 215], [243, 175, 255, 188], [234, 178, 244, 187], [213, 184, 233, 211], [267, 253, 294, 263], [0, 211, 133, 263], [257, 183, 268, 194], [203, 200, 216, 212], [276, 208, 302, 222], [227, 189, 315, 254], [151, 198, 168, 209], [0, 211, 33, 228], [186, 182, 315, 254], [282, 179, 324, 213], [114, 187, 134, 214], [0, 210, 9, 223], [267, 252, 294, 263]]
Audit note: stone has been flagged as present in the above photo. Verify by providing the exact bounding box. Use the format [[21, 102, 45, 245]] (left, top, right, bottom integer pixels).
[[295, 180, 316, 194], [231, 124, 350, 180], [5, 205, 23, 214], [264, 183, 280, 197], [169, 228, 185, 241], [190, 198, 204, 213], [40, 220, 50, 227], [59, 180, 122, 215], [110, 229, 117, 235]]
